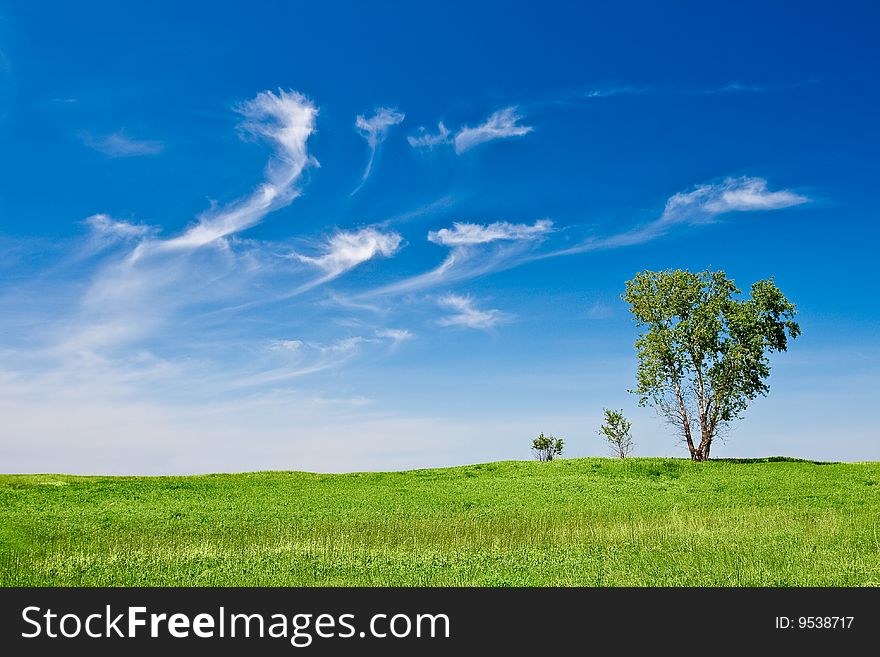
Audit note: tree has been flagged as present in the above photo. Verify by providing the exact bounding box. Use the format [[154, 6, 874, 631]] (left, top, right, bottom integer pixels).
[[623, 269, 799, 462], [532, 432, 564, 461], [599, 409, 634, 458]]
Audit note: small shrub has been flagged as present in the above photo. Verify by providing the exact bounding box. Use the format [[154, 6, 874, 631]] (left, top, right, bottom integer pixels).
[[599, 408, 634, 458], [531, 433, 564, 462]]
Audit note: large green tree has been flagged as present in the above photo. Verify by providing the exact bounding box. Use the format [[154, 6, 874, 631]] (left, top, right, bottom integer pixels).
[[623, 269, 800, 461]]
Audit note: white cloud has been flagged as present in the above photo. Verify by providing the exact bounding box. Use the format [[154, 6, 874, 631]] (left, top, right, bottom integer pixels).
[[352, 107, 405, 192], [81, 130, 164, 157], [407, 122, 451, 149], [551, 176, 809, 255], [428, 219, 553, 246], [363, 251, 461, 297], [376, 195, 456, 227], [228, 334, 399, 388], [85, 214, 156, 240], [407, 107, 532, 154], [322, 293, 386, 314], [171, 226, 405, 314], [375, 328, 413, 342], [60, 246, 236, 353], [437, 294, 509, 329], [364, 220, 552, 298], [43, 90, 322, 357], [268, 339, 304, 351], [319, 336, 372, 354], [158, 90, 318, 251], [57, 93, 409, 362], [296, 227, 403, 278], [356, 107, 406, 149], [660, 176, 808, 225], [453, 107, 533, 154], [240, 331, 415, 386]]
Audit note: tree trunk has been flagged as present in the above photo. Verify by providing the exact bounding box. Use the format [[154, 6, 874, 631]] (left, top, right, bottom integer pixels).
[[670, 377, 696, 460], [691, 447, 708, 462], [692, 431, 712, 462]]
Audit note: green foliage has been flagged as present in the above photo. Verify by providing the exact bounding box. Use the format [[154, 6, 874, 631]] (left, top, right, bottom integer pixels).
[[1, 459, 879, 586], [599, 408, 634, 458], [532, 432, 564, 461], [623, 269, 800, 461]]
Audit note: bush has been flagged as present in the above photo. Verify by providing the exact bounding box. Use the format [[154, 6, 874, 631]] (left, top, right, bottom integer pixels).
[[599, 408, 634, 458], [532, 433, 564, 461]]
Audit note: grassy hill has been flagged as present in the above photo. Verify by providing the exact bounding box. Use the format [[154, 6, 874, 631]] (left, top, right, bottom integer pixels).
[[1, 457, 878, 586]]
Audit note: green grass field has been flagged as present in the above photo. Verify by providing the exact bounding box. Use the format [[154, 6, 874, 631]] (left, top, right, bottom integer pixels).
[[1, 457, 879, 586]]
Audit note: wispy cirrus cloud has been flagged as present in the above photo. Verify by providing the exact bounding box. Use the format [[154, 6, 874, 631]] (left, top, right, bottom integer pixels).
[[375, 195, 456, 228], [365, 177, 806, 298], [548, 78, 820, 107], [40, 90, 322, 357], [407, 122, 451, 149], [580, 83, 769, 99], [352, 107, 405, 193], [156, 90, 318, 252], [437, 294, 509, 329], [268, 339, 304, 351], [408, 107, 533, 154], [85, 214, 157, 241], [375, 327, 413, 343], [663, 176, 808, 219], [453, 107, 533, 153], [428, 219, 553, 245], [366, 219, 553, 297], [295, 227, 403, 286], [247, 329, 413, 386], [80, 129, 165, 157], [549, 176, 809, 255], [239, 332, 407, 387]]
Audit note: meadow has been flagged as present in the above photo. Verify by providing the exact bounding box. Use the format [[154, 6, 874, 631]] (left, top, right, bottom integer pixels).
[[1, 457, 878, 586]]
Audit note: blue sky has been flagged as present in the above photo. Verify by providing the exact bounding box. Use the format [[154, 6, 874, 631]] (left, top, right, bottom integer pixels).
[[1, 1, 878, 474]]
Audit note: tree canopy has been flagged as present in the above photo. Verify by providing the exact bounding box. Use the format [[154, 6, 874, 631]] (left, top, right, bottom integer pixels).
[[623, 269, 800, 461]]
